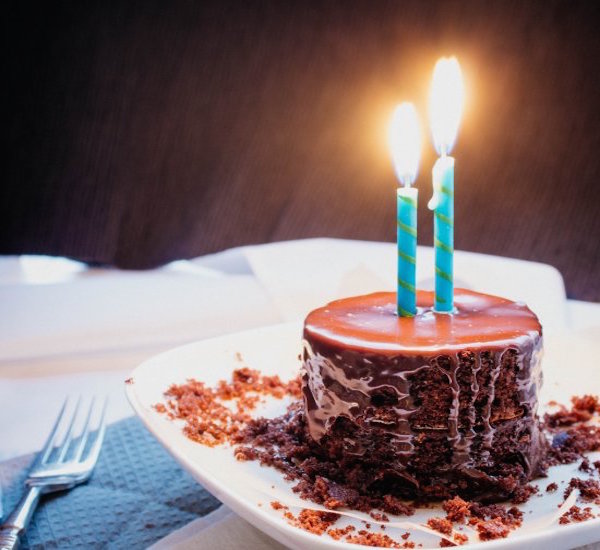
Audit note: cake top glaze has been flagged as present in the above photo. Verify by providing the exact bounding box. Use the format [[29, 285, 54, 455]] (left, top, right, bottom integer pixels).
[[304, 288, 541, 354]]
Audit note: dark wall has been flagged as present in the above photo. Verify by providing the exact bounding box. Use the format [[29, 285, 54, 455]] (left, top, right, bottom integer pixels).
[[4, 1, 600, 300]]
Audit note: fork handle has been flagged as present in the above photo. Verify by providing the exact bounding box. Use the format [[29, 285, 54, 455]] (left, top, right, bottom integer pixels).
[[0, 526, 20, 550], [0, 486, 42, 550]]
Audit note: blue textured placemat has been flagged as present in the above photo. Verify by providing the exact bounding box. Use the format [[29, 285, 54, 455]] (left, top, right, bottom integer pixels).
[[0, 416, 221, 549]]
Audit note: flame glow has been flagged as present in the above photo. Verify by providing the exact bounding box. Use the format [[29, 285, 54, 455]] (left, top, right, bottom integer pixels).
[[429, 57, 464, 156], [388, 102, 421, 187]]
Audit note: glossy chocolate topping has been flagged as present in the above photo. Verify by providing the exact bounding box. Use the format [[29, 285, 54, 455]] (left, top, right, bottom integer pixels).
[[304, 288, 541, 354]]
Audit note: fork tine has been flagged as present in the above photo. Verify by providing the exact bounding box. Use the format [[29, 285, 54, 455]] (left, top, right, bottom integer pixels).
[[34, 398, 68, 467], [70, 396, 96, 462], [81, 397, 108, 468], [55, 396, 82, 463]]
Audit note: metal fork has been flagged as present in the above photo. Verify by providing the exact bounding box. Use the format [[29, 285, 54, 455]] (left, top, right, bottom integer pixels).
[[0, 397, 107, 550]]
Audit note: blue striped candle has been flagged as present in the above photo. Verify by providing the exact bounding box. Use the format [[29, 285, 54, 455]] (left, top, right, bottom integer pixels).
[[389, 102, 421, 317], [397, 187, 418, 316], [428, 56, 464, 313], [431, 156, 454, 311]]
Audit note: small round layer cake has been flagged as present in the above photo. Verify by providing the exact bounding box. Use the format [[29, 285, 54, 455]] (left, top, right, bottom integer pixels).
[[301, 288, 545, 501]]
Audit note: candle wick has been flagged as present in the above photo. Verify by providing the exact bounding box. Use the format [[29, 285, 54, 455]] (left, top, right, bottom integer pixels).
[[400, 174, 412, 188]]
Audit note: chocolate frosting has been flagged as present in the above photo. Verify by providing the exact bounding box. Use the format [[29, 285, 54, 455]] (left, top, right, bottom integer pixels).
[[304, 289, 541, 354], [301, 289, 545, 500]]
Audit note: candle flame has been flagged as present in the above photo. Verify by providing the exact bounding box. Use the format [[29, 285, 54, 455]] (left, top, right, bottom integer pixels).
[[389, 102, 421, 187], [429, 57, 464, 156]]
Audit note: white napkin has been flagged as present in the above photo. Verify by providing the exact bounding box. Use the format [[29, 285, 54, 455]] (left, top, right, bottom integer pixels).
[[0, 271, 281, 362], [243, 238, 567, 332]]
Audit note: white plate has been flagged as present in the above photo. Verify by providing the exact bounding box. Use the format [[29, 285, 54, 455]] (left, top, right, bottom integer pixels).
[[126, 322, 600, 550]]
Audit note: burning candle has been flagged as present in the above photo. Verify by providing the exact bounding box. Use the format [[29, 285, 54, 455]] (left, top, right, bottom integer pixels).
[[389, 102, 421, 317], [428, 57, 464, 312]]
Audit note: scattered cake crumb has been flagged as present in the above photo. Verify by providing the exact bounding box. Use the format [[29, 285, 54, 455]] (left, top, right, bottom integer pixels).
[[546, 482, 558, 492], [559, 505, 594, 524], [154, 367, 301, 446], [283, 509, 339, 535], [564, 477, 600, 503], [440, 531, 468, 547], [345, 530, 411, 548], [125, 377, 134, 385], [453, 532, 468, 545], [571, 395, 599, 414], [476, 517, 510, 540], [327, 524, 355, 540], [427, 517, 453, 535], [443, 496, 471, 522], [511, 483, 538, 504]]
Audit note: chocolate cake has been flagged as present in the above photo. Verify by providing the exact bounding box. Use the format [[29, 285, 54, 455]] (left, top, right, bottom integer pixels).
[[301, 288, 546, 501]]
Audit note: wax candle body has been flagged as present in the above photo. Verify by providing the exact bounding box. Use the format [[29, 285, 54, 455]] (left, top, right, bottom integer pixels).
[[397, 187, 418, 316], [432, 156, 454, 312]]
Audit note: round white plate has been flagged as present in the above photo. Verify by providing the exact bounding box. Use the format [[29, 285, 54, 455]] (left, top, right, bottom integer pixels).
[[126, 322, 600, 549]]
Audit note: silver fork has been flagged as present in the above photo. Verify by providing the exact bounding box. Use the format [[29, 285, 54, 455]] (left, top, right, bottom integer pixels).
[[0, 397, 107, 550]]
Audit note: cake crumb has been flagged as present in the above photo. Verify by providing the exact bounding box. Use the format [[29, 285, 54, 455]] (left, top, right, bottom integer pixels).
[[453, 532, 468, 545], [287, 509, 340, 535], [125, 377, 134, 385], [571, 395, 599, 414], [327, 525, 355, 540], [345, 530, 410, 548], [564, 477, 600, 503], [559, 505, 594, 524], [476, 517, 510, 540], [546, 482, 558, 492], [511, 483, 538, 504], [443, 496, 471, 522], [427, 517, 453, 535], [439, 530, 469, 547]]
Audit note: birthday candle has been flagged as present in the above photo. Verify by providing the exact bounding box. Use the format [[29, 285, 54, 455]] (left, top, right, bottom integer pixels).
[[428, 57, 464, 312], [397, 186, 418, 316], [431, 155, 454, 311], [389, 103, 421, 317]]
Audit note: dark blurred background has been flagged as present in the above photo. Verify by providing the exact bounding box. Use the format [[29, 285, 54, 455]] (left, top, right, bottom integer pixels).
[[4, 0, 600, 300]]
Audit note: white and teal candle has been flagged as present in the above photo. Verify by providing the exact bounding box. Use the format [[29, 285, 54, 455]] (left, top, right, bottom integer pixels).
[[389, 103, 421, 317], [428, 57, 464, 312]]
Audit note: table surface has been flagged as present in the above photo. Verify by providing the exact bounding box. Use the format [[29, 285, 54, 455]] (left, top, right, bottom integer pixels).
[[1, 239, 599, 548]]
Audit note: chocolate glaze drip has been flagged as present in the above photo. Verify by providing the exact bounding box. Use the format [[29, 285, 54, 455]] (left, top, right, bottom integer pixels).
[[301, 289, 545, 500]]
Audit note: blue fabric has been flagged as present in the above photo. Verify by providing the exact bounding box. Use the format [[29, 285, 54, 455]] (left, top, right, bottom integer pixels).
[[0, 417, 220, 549]]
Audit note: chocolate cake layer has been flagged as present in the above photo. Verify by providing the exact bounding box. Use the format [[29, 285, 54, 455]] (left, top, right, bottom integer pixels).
[[301, 289, 545, 501]]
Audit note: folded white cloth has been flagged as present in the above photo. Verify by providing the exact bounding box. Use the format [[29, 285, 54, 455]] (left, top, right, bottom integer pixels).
[[0, 272, 280, 362], [244, 239, 567, 331]]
